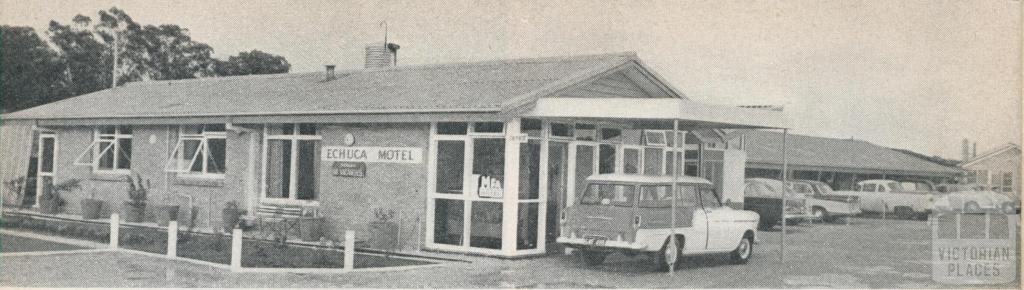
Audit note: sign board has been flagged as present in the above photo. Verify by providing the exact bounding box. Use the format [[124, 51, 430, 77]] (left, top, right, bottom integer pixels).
[[322, 146, 423, 164], [469, 174, 504, 198], [332, 162, 366, 177], [507, 133, 529, 143]]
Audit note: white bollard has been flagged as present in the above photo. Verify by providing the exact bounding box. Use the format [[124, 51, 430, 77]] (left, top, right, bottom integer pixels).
[[344, 230, 355, 271], [110, 213, 120, 249], [167, 221, 178, 257], [231, 228, 242, 270]]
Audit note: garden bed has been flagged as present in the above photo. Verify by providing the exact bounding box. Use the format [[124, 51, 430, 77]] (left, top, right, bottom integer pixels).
[[172, 231, 433, 268]]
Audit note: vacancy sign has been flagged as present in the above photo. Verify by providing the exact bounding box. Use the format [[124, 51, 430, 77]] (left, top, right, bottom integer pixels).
[[322, 146, 423, 164]]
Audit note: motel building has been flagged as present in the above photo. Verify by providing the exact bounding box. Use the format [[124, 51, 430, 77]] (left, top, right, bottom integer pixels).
[[0, 46, 784, 257]]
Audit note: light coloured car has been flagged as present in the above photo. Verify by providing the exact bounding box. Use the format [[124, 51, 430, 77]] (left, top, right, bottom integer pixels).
[[932, 184, 1019, 214], [744, 178, 810, 230], [834, 179, 937, 220], [557, 174, 759, 270], [787, 180, 861, 222]]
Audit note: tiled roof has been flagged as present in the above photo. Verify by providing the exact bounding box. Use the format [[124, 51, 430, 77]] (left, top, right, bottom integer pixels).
[[5, 53, 639, 120], [742, 130, 962, 175]]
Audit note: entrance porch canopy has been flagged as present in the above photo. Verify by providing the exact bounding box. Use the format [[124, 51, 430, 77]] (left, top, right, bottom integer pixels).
[[524, 98, 789, 130]]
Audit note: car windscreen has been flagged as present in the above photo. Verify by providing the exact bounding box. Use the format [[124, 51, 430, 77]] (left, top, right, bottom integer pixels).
[[812, 182, 834, 195], [580, 183, 635, 207], [748, 180, 803, 199]]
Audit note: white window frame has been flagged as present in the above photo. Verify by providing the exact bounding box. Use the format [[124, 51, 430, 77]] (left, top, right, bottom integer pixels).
[[73, 126, 132, 173], [165, 125, 228, 178], [260, 124, 322, 205]]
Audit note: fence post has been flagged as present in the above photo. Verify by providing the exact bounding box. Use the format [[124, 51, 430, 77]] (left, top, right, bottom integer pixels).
[[882, 203, 888, 220], [167, 221, 178, 257], [110, 213, 120, 249], [231, 227, 242, 271], [344, 230, 355, 271]]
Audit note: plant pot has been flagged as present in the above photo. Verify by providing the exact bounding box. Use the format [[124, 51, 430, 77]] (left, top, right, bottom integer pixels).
[[222, 207, 242, 233], [368, 221, 399, 251], [122, 202, 146, 223], [80, 199, 105, 219], [156, 205, 180, 226], [39, 199, 62, 214], [299, 217, 326, 242]]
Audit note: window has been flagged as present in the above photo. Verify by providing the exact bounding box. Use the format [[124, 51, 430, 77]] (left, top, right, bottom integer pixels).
[[550, 123, 573, 138], [598, 144, 616, 174], [623, 148, 640, 174], [74, 126, 132, 172], [638, 185, 678, 208], [861, 184, 877, 192], [643, 130, 668, 147], [435, 141, 465, 194], [574, 123, 596, 141], [698, 187, 721, 208], [165, 124, 227, 176], [264, 124, 320, 201], [1003, 172, 1013, 193], [580, 184, 635, 207], [600, 128, 622, 143], [437, 122, 469, 135]]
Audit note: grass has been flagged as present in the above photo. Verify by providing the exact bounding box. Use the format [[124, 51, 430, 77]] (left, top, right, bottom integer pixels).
[[0, 233, 86, 253]]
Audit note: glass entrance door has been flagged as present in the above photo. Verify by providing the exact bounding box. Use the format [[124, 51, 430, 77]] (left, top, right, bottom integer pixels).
[[32, 132, 56, 208], [571, 144, 596, 206], [545, 141, 568, 252]]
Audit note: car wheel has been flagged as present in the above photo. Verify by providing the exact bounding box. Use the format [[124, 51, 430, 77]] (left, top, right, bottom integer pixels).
[[655, 236, 683, 271], [730, 235, 754, 264], [964, 202, 981, 214], [811, 207, 828, 222], [580, 250, 607, 266]]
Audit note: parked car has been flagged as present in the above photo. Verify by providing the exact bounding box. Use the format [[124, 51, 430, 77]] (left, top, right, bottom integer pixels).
[[932, 184, 1020, 214], [743, 178, 809, 230], [557, 174, 759, 270], [786, 180, 861, 222], [834, 179, 937, 220]]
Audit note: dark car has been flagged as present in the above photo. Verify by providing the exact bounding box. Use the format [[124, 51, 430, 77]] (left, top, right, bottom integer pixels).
[[744, 178, 809, 230]]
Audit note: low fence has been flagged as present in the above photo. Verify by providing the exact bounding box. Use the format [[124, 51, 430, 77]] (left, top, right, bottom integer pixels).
[[1, 212, 438, 272]]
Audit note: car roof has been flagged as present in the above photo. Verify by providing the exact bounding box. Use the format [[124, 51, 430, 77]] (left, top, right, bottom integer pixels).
[[858, 179, 898, 183], [585, 174, 712, 185]]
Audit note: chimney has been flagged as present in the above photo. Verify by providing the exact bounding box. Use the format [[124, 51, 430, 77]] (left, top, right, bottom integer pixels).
[[972, 142, 978, 158], [962, 139, 971, 161], [324, 64, 336, 80], [365, 42, 400, 68]]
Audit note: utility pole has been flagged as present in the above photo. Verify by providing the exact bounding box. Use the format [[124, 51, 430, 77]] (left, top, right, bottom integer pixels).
[[111, 31, 120, 88]]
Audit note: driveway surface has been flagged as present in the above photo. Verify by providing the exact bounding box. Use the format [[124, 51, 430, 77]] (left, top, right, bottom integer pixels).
[[0, 217, 1018, 288]]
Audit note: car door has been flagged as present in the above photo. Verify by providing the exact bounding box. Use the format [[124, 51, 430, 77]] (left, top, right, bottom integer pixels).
[[700, 187, 735, 251], [676, 185, 708, 252]]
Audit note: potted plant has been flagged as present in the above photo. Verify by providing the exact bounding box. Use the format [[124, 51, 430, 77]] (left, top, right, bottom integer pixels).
[[80, 189, 104, 219], [39, 179, 80, 214], [3, 177, 27, 209], [368, 208, 399, 251], [299, 208, 325, 242], [221, 201, 246, 232], [122, 174, 149, 223], [156, 204, 180, 226]]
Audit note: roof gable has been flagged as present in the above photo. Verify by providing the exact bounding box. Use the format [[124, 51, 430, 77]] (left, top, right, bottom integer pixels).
[[962, 143, 1021, 167]]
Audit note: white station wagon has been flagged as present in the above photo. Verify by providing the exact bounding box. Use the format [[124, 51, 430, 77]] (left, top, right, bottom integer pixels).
[[557, 174, 760, 270]]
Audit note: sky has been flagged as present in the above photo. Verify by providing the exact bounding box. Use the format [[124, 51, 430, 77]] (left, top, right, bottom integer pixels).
[[2, 0, 1020, 159]]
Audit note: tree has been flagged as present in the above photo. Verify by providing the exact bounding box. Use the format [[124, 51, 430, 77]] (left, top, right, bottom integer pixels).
[[3, 7, 290, 113], [0, 26, 69, 112], [215, 50, 290, 76]]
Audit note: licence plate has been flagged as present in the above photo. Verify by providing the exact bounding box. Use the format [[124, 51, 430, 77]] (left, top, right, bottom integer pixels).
[[585, 236, 607, 246]]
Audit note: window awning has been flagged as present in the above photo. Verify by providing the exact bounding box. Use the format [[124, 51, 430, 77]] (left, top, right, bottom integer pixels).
[[523, 98, 788, 129]]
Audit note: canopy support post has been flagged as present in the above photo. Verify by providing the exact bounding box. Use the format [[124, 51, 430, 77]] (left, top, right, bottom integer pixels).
[[668, 119, 679, 275], [780, 128, 789, 262]]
